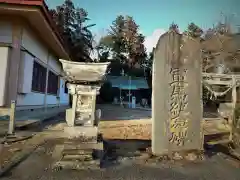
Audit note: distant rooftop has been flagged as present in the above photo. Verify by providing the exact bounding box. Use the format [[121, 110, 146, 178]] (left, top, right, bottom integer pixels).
[[106, 75, 149, 90]]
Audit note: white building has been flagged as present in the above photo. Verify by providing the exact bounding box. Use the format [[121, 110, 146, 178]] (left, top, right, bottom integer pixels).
[[0, 0, 69, 112]]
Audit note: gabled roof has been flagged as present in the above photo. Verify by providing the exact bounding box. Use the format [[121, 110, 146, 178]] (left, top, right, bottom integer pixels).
[[0, 0, 70, 59]]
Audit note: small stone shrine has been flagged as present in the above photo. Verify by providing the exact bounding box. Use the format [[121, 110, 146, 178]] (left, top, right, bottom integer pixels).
[[52, 59, 109, 170], [60, 59, 109, 139]]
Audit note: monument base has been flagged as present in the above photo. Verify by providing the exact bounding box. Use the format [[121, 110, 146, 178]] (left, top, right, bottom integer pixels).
[[64, 126, 98, 141], [66, 108, 74, 127]]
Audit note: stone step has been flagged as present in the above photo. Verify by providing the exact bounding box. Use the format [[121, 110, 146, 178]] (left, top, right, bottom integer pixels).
[[62, 149, 93, 156], [64, 126, 98, 141], [63, 142, 103, 150], [63, 154, 93, 161], [206, 139, 231, 145], [52, 145, 65, 160], [54, 160, 100, 170]]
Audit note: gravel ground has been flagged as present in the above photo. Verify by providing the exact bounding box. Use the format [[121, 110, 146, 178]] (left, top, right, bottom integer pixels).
[[1, 139, 240, 180], [1, 106, 239, 180]]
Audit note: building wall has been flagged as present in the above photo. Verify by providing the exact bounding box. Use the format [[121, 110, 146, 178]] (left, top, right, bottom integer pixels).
[[0, 47, 10, 106], [16, 25, 69, 109], [0, 20, 68, 110], [0, 21, 12, 106], [0, 21, 12, 43], [17, 51, 45, 106]]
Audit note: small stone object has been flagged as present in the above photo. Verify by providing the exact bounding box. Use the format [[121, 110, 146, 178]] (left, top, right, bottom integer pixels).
[[173, 152, 183, 160], [52, 165, 62, 172], [162, 155, 170, 161], [9, 148, 21, 153], [137, 153, 150, 160], [146, 147, 152, 154], [52, 145, 64, 160], [199, 154, 205, 161], [185, 152, 197, 161]]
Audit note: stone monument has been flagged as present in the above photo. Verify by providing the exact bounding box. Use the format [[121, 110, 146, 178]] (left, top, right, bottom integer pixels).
[[51, 60, 109, 170], [60, 59, 110, 140], [152, 30, 203, 155]]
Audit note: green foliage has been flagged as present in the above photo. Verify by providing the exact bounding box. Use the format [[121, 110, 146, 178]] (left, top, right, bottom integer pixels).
[[49, 0, 95, 61], [98, 15, 147, 67], [169, 22, 180, 33], [98, 35, 114, 49], [184, 22, 203, 38]]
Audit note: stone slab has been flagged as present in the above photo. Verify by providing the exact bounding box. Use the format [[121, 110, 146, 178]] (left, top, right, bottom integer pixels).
[[53, 160, 100, 170], [63, 143, 103, 150], [152, 31, 203, 155], [63, 154, 93, 161], [52, 145, 65, 160], [65, 108, 74, 127], [64, 126, 98, 139]]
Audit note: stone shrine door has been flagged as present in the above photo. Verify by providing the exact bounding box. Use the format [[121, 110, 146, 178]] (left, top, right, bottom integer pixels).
[[152, 30, 203, 155]]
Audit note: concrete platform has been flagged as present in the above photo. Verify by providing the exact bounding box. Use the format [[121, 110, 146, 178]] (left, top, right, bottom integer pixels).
[[0, 106, 68, 137]]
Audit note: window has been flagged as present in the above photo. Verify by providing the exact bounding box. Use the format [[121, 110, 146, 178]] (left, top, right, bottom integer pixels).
[[31, 61, 47, 93], [47, 71, 59, 95]]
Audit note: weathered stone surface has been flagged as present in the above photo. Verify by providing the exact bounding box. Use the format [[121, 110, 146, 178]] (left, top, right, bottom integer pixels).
[[152, 30, 203, 155], [63, 154, 93, 161], [53, 160, 100, 170], [63, 143, 103, 150], [59, 59, 109, 82], [185, 152, 198, 161], [173, 152, 183, 160], [66, 108, 74, 127], [64, 81, 102, 127], [64, 126, 98, 140], [52, 141, 103, 170], [62, 149, 93, 156], [52, 145, 64, 160]]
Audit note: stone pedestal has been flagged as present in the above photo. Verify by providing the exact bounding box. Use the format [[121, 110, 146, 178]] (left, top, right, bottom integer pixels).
[[66, 84, 100, 127], [55, 60, 109, 170], [64, 126, 98, 140], [65, 84, 100, 138]]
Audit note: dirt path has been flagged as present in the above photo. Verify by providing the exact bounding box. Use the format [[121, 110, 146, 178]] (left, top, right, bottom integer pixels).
[[0, 106, 239, 179], [0, 138, 240, 180], [0, 113, 65, 172]]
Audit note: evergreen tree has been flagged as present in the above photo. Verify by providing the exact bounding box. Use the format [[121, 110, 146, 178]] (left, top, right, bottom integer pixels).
[[49, 0, 95, 62]]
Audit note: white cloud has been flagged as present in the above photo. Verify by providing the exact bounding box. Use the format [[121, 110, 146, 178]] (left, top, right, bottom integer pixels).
[[144, 29, 166, 53], [92, 28, 108, 47]]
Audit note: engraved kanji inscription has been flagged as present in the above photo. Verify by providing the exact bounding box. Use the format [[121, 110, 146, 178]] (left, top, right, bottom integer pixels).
[[169, 68, 189, 146]]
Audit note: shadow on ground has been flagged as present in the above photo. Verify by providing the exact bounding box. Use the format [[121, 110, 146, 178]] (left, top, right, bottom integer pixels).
[[1, 137, 240, 180], [97, 104, 151, 121]]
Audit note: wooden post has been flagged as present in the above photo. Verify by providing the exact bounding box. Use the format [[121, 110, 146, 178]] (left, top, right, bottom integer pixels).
[[230, 76, 237, 141], [8, 100, 16, 135]]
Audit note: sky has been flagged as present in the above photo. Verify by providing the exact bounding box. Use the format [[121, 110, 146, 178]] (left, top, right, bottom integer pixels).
[[46, 0, 240, 53]]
